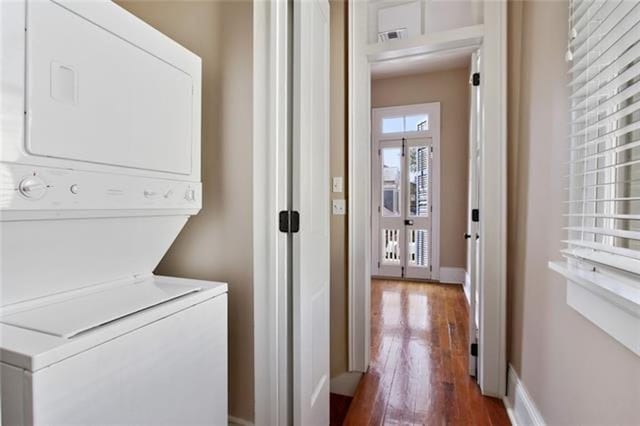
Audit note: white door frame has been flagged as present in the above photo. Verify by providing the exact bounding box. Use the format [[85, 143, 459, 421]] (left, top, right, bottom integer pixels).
[[347, 0, 507, 397], [370, 103, 441, 282]]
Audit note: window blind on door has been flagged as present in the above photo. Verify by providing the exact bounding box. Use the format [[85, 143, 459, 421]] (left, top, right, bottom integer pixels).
[[564, 0, 640, 280]]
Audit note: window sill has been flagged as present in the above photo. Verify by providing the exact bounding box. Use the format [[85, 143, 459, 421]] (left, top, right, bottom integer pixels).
[[549, 261, 640, 356]]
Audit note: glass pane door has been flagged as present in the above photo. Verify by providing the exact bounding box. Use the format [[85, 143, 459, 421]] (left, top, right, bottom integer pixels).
[[374, 138, 433, 279], [405, 141, 432, 279], [377, 144, 405, 277]]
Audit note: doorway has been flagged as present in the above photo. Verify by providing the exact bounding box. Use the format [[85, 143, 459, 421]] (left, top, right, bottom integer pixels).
[[348, 0, 508, 399], [371, 103, 441, 281]]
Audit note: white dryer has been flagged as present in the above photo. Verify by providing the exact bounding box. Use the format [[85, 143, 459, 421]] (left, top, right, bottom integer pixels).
[[0, 1, 227, 424]]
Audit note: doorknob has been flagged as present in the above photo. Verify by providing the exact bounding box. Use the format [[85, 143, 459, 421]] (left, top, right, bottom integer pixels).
[[404, 219, 414, 226], [464, 233, 471, 240]]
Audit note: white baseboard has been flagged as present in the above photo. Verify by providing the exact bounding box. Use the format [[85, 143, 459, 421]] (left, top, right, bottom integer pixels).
[[503, 364, 545, 426], [330, 371, 363, 397], [439, 267, 466, 284], [229, 416, 254, 426]]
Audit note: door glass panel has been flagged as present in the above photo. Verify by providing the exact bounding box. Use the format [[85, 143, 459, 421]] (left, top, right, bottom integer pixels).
[[408, 229, 429, 267], [382, 117, 404, 134], [405, 114, 429, 131], [381, 114, 429, 133], [408, 146, 429, 217], [381, 148, 402, 216], [382, 229, 401, 264]]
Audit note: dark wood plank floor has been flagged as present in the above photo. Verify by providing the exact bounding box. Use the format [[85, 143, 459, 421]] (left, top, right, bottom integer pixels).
[[344, 280, 510, 426], [331, 393, 354, 426]]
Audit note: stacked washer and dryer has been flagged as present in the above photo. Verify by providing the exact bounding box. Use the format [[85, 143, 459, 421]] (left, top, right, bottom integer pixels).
[[1, 1, 228, 424]]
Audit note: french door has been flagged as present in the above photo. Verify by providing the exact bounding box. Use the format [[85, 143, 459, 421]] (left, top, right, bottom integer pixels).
[[372, 104, 440, 280]]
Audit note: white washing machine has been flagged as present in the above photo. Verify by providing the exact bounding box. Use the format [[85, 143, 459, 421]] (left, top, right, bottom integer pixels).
[[0, 1, 228, 424]]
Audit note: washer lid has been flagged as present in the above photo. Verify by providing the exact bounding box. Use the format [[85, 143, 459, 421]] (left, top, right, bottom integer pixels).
[[0, 280, 201, 338]]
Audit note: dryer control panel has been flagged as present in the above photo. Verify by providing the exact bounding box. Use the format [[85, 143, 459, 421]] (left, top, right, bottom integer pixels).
[[0, 164, 202, 215]]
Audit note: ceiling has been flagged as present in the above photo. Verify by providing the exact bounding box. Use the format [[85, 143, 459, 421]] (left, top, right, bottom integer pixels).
[[370, 46, 475, 80]]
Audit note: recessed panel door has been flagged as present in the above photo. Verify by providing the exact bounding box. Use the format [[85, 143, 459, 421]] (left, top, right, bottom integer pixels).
[[467, 49, 482, 377], [292, 0, 331, 424]]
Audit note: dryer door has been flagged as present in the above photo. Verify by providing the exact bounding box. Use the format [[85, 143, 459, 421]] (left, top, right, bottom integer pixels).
[[26, 0, 195, 176]]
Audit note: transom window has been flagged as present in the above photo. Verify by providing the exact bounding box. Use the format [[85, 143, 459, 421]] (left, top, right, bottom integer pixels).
[[381, 114, 428, 134]]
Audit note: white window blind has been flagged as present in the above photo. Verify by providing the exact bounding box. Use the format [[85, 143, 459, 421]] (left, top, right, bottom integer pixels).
[[564, 0, 640, 281]]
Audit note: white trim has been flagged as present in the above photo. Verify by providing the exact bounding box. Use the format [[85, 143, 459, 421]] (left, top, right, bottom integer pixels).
[[253, 2, 289, 425], [503, 364, 546, 426], [229, 416, 254, 426], [439, 267, 466, 284], [366, 24, 484, 63], [347, 0, 371, 374], [329, 371, 363, 397], [477, 0, 508, 397], [549, 261, 640, 356]]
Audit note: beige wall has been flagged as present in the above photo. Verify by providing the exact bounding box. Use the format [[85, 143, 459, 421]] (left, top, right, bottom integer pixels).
[[372, 69, 470, 269], [329, 0, 349, 378], [508, 1, 640, 423], [115, 1, 255, 422]]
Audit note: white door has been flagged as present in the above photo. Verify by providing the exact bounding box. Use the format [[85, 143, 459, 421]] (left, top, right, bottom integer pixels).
[[292, 1, 330, 425], [404, 137, 434, 279], [467, 50, 482, 377], [372, 104, 440, 281]]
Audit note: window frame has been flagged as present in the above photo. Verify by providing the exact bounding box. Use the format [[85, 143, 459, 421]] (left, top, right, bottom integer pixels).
[[549, 0, 640, 357]]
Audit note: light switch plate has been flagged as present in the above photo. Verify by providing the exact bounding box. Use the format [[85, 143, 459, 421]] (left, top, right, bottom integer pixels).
[[332, 199, 346, 215], [332, 177, 343, 193]]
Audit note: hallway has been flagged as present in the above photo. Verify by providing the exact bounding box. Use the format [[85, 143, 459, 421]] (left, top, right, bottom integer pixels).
[[344, 280, 509, 425]]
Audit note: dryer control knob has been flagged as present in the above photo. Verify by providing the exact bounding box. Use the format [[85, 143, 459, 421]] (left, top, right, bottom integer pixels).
[[18, 176, 47, 200]]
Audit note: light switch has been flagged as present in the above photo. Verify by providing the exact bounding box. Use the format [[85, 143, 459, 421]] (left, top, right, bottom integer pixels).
[[332, 199, 346, 215], [332, 177, 343, 193]]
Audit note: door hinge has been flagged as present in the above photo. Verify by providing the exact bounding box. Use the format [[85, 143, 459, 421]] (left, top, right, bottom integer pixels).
[[430, 265, 432, 272], [401, 266, 405, 278], [378, 148, 381, 156], [472, 208, 480, 222], [470, 343, 478, 357], [401, 138, 406, 157], [279, 210, 300, 233], [378, 261, 380, 268], [472, 72, 480, 86]]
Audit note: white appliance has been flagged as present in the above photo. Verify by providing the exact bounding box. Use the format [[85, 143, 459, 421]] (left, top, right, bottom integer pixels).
[[0, 1, 228, 424]]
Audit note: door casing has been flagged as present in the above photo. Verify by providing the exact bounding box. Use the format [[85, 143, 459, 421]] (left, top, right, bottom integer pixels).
[[347, 0, 508, 398]]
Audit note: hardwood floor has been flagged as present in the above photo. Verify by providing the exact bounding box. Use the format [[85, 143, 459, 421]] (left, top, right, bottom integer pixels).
[[331, 393, 354, 426], [344, 280, 510, 426]]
